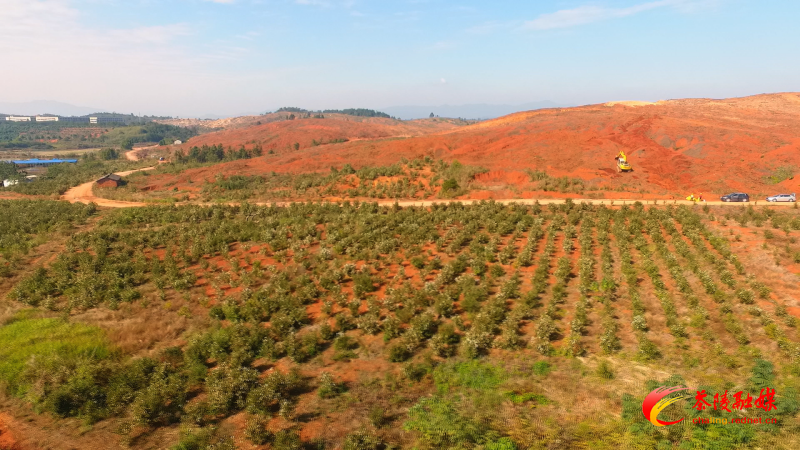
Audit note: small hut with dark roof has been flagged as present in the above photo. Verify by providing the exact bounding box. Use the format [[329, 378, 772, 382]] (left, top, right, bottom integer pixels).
[[96, 173, 122, 188]]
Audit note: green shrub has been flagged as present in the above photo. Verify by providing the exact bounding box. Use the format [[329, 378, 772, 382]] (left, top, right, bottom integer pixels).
[[531, 361, 552, 377], [737, 289, 755, 304], [503, 391, 549, 405], [368, 406, 388, 428], [403, 397, 487, 449], [596, 360, 614, 379], [205, 363, 259, 416], [171, 426, 236, 450], [489, 264, 505, 278], [318, 372, 344, 398], [343, 429, 382, 450], [129, 366, 187, 426], [352, 272, 377, 297], [485, 438, 518, 450], [272, 429, 303, 450], [245, 369, 303, 416], [387, 344, 411, 362], [442, 178, 459, 192], [433, 360, 506, 393], [245, 415, 273, 445]]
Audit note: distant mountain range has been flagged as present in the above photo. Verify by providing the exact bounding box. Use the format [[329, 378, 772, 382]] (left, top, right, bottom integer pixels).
[[0, 100, 565, 121], [0, 100, 106, 117], [381, 101, 565, 120]]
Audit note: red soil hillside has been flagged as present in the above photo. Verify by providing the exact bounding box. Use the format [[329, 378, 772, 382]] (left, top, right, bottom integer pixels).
[[175, 114, 469, 151], [168, 93, 800, 197]]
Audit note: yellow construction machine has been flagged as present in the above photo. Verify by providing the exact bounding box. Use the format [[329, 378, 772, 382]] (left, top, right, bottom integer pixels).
[[615, 151, 632, 172]]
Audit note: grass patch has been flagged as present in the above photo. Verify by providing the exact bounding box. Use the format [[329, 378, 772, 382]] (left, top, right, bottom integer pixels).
[[531, 360, 552, 376], [0, 315, 111, 395], [764, 165, 795, 185], [433, 360, 507, 393], [503, 391, 550, 405]]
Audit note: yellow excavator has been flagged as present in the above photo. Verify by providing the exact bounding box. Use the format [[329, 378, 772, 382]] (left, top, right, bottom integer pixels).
[[615, 151, 632, 172]]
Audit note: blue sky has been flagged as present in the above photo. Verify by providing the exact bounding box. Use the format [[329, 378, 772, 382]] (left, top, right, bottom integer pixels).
[[1, 0, 797, 117]]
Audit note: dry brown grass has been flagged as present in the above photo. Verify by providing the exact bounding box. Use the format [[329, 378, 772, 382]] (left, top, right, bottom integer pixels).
[[74, 298, 209, 356]]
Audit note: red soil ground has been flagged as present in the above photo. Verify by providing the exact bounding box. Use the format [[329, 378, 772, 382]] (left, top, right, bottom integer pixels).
[[176, 114, 467, 153], [153, 93, 800, 199]]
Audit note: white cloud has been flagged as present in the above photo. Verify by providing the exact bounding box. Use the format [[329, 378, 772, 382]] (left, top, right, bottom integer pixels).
[[466, 20, 518, 35], [108, 24, 192, 45], [0, 1, 193, 55], [296, 0, 331, 7], [0, 0, 256, 115], [525, 0, 698, 30], [429, 41, 456, 51]]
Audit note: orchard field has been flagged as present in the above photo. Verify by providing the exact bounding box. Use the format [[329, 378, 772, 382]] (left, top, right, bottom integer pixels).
[[2, 199, 800, 449]]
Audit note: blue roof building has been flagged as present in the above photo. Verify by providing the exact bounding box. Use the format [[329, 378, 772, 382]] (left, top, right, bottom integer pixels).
[[3, 159, 79, 167]]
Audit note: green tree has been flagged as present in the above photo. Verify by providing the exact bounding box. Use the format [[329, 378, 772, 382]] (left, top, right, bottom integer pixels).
[[0, 162, 19, 181], [98, 148, 120, 160], [442, 179, 459, 191]]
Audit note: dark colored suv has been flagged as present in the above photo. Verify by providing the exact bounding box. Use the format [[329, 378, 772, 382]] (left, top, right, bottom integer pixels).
[[720, 193, 750, 202]]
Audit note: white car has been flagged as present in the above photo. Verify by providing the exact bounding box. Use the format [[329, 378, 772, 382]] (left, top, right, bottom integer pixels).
[[766, 193, 796, 202]]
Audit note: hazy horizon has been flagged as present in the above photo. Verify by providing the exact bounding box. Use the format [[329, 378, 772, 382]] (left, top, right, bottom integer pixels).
[[2, 0, 798, 117]]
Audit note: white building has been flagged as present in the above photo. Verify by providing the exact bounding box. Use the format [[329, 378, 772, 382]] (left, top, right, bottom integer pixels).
[[2, 176, 36, 188], [5, 116, 31, 122], [90, 117, 98, 124], [174, 140, 182, 145], [35, 116, 59, 122]]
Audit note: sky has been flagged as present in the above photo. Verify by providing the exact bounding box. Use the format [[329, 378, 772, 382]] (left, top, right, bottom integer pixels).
[[0, 0, 797, 117]]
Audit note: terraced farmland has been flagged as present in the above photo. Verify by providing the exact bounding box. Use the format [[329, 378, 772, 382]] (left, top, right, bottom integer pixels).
[[3, 200, 800, 449]]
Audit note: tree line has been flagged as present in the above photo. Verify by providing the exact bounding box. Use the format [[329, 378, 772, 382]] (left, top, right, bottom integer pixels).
[[275, 107, 394, 119], [175, 144, 263, 164]]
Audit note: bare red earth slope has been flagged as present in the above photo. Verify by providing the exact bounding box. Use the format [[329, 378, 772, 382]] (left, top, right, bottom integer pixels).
[[180, 114, 469, 151], [175, 93, 800, 195]]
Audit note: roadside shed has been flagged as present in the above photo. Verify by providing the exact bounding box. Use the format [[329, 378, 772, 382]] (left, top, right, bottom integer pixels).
[[96, 173, 122, 188]]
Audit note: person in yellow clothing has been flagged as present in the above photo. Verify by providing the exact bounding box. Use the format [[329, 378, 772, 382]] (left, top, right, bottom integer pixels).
[[686, 194, 695, 201]]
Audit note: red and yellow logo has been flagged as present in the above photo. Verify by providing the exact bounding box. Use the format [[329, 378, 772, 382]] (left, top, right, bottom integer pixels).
[[642, 386, 689, 426]]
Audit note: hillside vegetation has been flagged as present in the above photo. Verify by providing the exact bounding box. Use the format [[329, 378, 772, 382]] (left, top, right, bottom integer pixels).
[[97, 157, 497, 204], [0, 122, 196, 151], [150, 93, 800, 199], [2, 200, 800, 449]]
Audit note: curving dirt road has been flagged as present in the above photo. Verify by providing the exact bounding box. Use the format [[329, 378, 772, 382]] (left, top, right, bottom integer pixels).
[[69, 190, 800, 209], [61, 166, 156, 207], [61, 146, 800, 209], [60, 147, 160, 207], [126, 145, 158, 161]]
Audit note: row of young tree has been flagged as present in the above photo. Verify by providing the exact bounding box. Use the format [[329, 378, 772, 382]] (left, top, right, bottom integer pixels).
[[5, 200, 800, 448], [275, 107, 394, 119], [174, 143, 263, 164]]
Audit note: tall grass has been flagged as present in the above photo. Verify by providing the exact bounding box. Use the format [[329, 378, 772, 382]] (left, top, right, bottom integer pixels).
[[0, 315, 111, 395]]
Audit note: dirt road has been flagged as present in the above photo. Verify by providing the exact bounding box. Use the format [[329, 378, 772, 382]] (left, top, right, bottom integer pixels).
[[381, 198, 799, 208], [187, 198, 800, 210], [60, 166, 155, 207], [126, 145, 158, 161], [60, 150, 800, 209]]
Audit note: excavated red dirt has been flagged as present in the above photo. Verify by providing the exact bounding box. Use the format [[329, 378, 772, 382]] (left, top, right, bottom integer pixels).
[[151, 93, 800, 198], [179, 115, 466, 154], [0, 414, 20, 450]]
